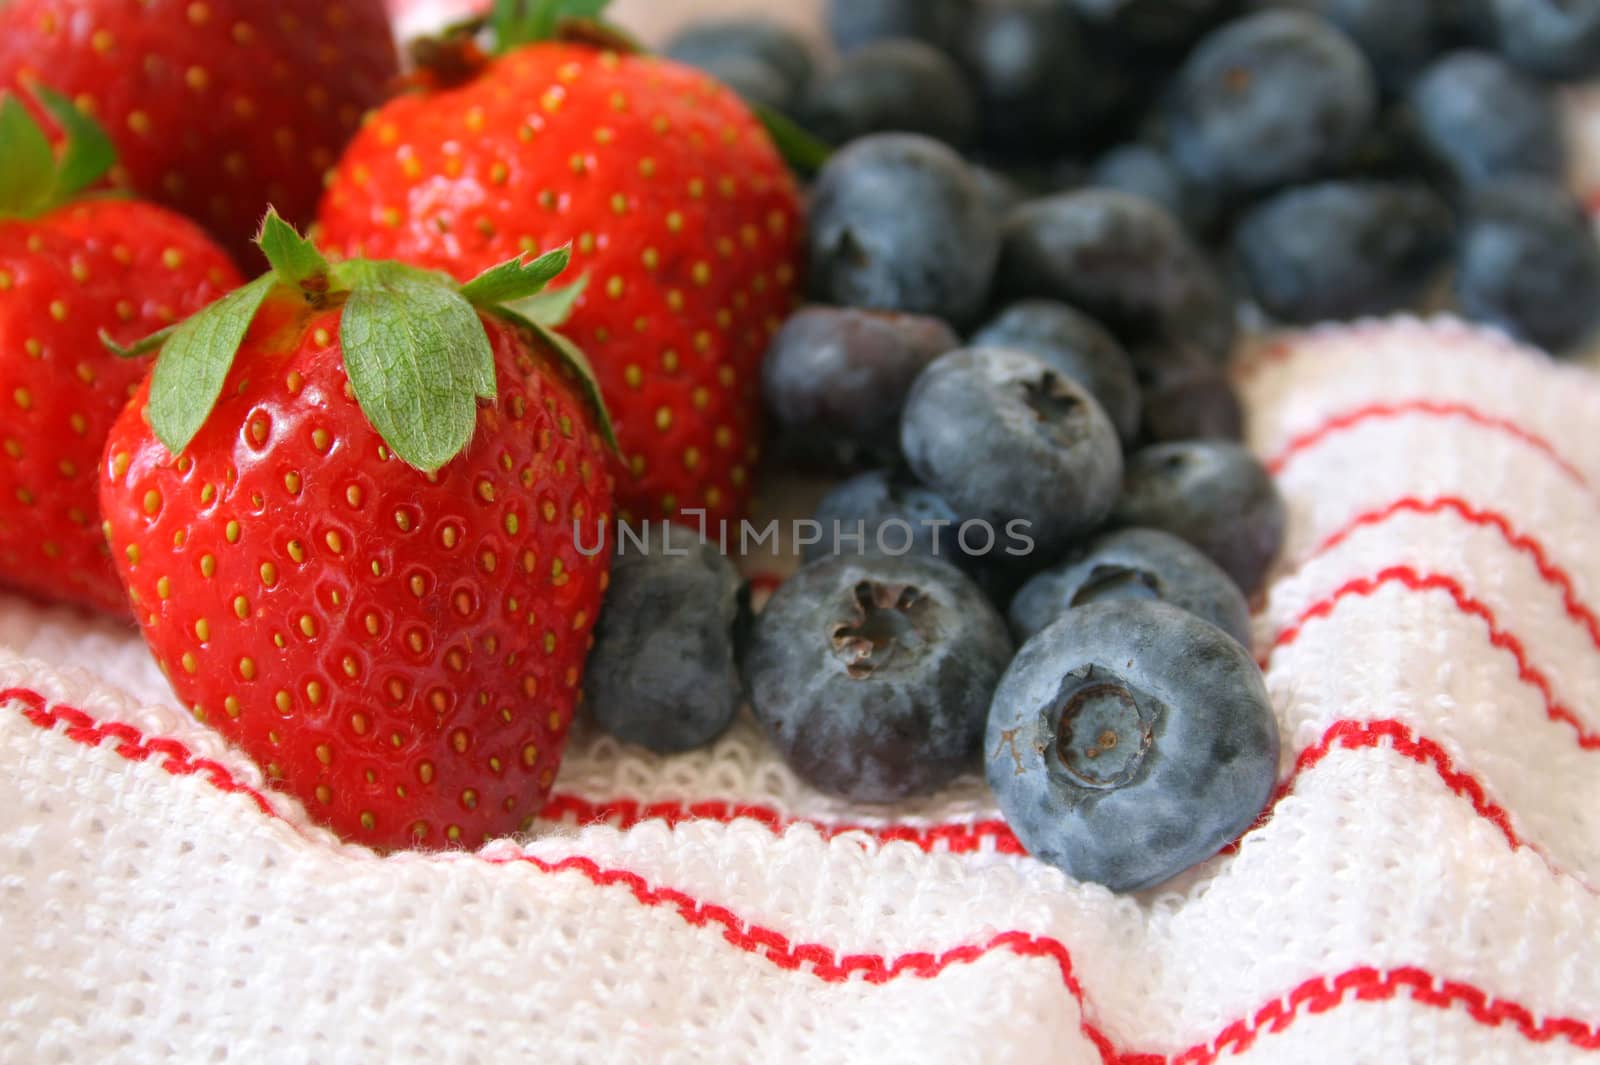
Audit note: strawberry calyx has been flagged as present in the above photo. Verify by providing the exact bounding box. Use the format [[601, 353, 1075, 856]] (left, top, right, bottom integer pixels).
[[489, 0, 629, 52], [405, 0, 633, 88], [0, 83, 117, 220], [107, 209, 618, 473], [406, 0, 832, 173]]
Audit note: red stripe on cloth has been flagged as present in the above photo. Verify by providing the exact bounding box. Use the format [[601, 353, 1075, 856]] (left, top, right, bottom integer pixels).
[[5, 681, 1577, 882], [1265, 400, 1592, 492], [1273, 565, 1600, 748], [544, 715, 1529, 857], [2, 687, 280, 818], [6, 685, 1600, 1062], [1308, 496, 1600, 653]]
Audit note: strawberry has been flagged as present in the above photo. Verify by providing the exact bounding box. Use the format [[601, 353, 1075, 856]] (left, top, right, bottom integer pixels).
[[0, 86, 241, 614], [0, 0, 401, 266], [99, 211, 616, 849], [316, 1, 805, 526]]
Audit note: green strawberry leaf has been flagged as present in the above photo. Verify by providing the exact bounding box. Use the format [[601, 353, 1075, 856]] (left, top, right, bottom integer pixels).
[[505, 272, 588, 328], [100, 325, 177, 360], [459, 245, 571, 307], [491, 303, 619, 456], [147, 274, 276, 456], [492, 0, 613, 49], [257, 207, 330, 293], [753, 104, 833, 176], [340, 264, 497, 473], [0, 93, 56, 219], [33, 86, 115, 201], [332, 257, 455, 292]]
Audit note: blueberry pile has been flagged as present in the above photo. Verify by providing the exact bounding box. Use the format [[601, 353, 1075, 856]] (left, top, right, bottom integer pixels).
[[670, 0, 1600, 353], [584, 0, 1600, 895]]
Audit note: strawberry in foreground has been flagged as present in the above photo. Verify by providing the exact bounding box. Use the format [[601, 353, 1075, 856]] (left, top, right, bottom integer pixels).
[[100, 211, 616, 850], [0, 86, 241, 614], [0, 0, 401, 266], [317, 0, 805, 525]]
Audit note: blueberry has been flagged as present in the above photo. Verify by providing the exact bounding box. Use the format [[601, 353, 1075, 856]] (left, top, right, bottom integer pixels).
[[971, 164, 1030, 222], [745, 554, 1013, 801], [971, 300, 1141, 444], [1455, 177, 1600, 353], [587, 527, 743, 754], [1274, 0, 1439, 88], [808, 134, 1001, 329], [1487, 0, 1600, 80], [901, 347, 1124, 560], [985, 599, 1279, 893], [1113, 441, 1286, 595], [1067, 0, 1240, 55], [1233, 180, 1455, 324], [1435, 0, 1497, 44], [803, 39, 979, 150], [762, 306, 960, 472], [1167, 11, 1378, 198], [688, 54, 795, 112], [826, 0, 976, 55], [664, 17, 817, 105], [1134, 351, 1244, 444], [1087, 144, 1216, 234], [1409, 51, 1565, 189], [804, 468, 970, 567], [997, 189, 1236, 361], [1008, 528, 1252, 646], [1338, 103, 1440, 182], [963, 0, 1099, 155]]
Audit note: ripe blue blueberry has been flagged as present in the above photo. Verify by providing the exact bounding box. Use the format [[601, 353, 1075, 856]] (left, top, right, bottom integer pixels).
[[1233, 180, 1454, 325], [1279, 0, 1439, 88], [664, 17, 816, 110], [997, 190, 1236, 361], [1135, 353, 1243, 444], [1410, 51, 1565, 189], [985, 599, 1280, 893], [803, 39, 979, 150], [971, 164, 1029, 222], [1088, 143, 1218, 235], [1167, 11, 1378, 198], [684, 54, 795, 112], [901, 347, 1125, 560], [808, 134, 1001, 329], [804, 468, 972, 568], [1487, 0, 1600, 80], [1067, 0, 1237, 55], [963, 0, 1099, 155], [1113, 441, 1286, 596], [745, 554, 1014, 802], [1456, 177, 1600, 354], [827, 0, 975, 55], [1008, 527, 1252, 647], [972, 300, 1142, 444], [762, 306, 959, 472], [587, 529, 743, 754]]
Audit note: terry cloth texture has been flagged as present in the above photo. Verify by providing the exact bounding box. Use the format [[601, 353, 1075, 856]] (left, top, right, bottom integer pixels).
[[4, 317, 1600, 1065]]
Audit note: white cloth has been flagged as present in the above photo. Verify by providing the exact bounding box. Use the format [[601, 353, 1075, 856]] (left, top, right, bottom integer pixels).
[[7, 3, 1600, 1061], [4, 316, 1600, 1064]]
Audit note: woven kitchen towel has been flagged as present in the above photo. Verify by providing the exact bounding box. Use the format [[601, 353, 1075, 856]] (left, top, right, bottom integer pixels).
[[4, 315, 1600, 1065]]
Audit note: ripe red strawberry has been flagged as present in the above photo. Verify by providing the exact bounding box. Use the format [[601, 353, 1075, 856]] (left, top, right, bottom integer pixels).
[[0, 86, 241, 614], [317, 3, 805, 525], [0, 0, 401, 266], [100, 211, 616, 849]]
